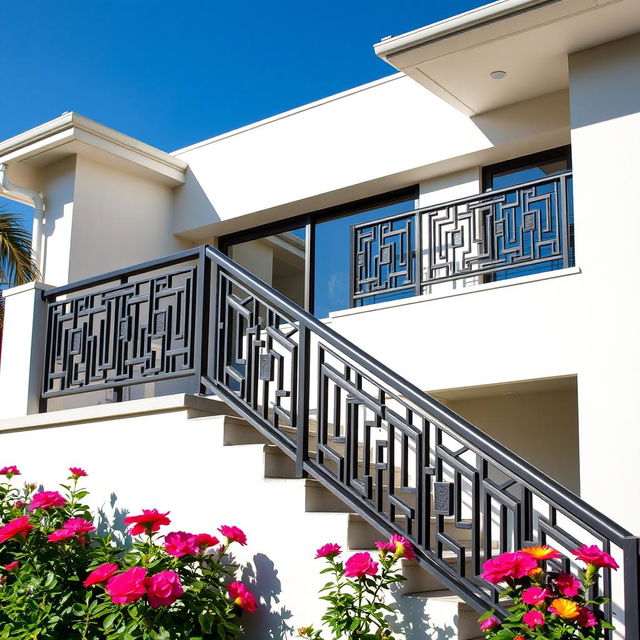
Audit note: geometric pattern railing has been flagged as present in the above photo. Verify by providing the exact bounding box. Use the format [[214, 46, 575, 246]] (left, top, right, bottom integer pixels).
[[351, 172, 573, 305], [41, 251, 202, 400], [40, 244, 639, 637]]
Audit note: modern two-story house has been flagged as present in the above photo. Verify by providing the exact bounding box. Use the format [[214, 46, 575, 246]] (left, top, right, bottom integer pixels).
[[0, 0, 638, 637]]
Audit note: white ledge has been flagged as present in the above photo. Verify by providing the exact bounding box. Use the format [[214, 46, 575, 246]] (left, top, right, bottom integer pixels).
[[329, 266, 582, 319], [0, 394, 231, 433]]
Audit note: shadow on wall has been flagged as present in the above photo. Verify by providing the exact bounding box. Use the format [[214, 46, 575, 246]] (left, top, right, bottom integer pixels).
[[173, 167, 222, 239], [241, 553, 294, 639], [389, 585, 455, 640], [96, 492, 133, 548]]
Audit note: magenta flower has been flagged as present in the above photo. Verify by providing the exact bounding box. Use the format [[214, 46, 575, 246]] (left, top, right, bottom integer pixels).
[[554, 572, 581, 596], [344, 552, 378, 578], [577, 606, 598, 628], [523, 610, 545, 629], [195, 533, 219, 550], [479, 616, 500, 631], [228, 581, 258, 613], [571, 545, 619, 569], [481, 551, 538, 583], [106, 567, 147, 604], [0, 466, 20, 478], [0, 516, 33, 543], [29, 491, 66, 511], [4, 561, 19, 572], [146, 570, 184, 608], [164, 531, 199, 557], [69, 467, 87, 478], [315, 543, 342, 559], [123, 509, 170, 536], [83, 563, 119, 587], [218, 525, 247, 546], [521, 586, 550, 605]]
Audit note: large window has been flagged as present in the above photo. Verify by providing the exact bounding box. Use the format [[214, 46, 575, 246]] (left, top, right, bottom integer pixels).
[[482, 146, 573, 281], [220, 187, 418, 318]]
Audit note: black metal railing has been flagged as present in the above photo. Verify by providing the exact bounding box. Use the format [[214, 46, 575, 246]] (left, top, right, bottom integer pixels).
[[40, 244, 638, 637], [351, 172, 573, 306]]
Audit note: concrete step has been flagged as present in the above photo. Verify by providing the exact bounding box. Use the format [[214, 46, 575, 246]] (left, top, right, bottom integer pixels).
[[399, 590, 482, 640]]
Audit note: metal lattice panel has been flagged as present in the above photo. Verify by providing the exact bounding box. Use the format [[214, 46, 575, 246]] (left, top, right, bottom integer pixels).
[[42, 266, 196, 397], [352, 213, 416, 303]]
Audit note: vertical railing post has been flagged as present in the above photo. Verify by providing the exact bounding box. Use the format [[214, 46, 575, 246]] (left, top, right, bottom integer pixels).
[[39, 291, 53, 414], [193, 246, 211, 394], [559, 174, 571, 270], [622, 536, 640, 640], [349, 224, 356, 308], [414, 211, 423, 297], [296, 324, 311, 478]]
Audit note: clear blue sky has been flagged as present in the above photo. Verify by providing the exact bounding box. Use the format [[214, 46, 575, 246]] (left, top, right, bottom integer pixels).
[[2, 0, 485, 153]]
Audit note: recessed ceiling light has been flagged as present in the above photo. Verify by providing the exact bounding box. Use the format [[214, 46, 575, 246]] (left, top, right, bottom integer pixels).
[[490, 70, 507, 80]]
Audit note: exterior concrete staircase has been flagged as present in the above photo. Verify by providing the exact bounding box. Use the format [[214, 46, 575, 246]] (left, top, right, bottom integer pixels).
[[190, 408, 483, 640]]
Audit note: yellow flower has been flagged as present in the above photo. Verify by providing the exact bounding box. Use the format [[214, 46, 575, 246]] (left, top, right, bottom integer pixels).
[[520, 545, 561, 560], [550, 598, 580, 619]]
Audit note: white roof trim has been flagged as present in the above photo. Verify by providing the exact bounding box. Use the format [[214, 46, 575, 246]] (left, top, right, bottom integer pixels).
[[374, 0, 558, 59]]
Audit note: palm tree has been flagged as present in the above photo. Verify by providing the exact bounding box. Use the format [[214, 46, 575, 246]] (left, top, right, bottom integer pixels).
[[0, 207, 40, 335]]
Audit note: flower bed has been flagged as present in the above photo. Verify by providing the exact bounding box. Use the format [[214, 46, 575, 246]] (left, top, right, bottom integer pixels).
[[0, 465, 256, 639]]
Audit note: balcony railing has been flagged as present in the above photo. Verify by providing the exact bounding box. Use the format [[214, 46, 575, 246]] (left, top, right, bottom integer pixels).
[[350, 172, 573, 306]]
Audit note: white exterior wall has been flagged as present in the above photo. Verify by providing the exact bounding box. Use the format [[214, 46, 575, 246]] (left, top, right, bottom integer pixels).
[[568, 34, 640, 532], [68, 156, 189, 282], [172, 77, 568, 239]]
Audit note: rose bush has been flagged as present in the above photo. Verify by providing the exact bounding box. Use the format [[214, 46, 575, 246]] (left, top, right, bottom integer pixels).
[[0, 464, 257, 639], [478, 544, 618, 639], [298, 533, 416, 639]]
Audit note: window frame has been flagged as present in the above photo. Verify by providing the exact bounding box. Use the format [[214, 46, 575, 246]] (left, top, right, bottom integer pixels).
[[218, 186, 419, 315]]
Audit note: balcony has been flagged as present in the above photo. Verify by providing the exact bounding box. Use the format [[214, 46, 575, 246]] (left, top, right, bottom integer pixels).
[[350, 172, 573, 307]]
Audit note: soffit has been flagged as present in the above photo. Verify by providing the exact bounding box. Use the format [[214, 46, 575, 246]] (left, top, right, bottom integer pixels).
[[0, 113, 187, 186], [375, 0, 640, 115]]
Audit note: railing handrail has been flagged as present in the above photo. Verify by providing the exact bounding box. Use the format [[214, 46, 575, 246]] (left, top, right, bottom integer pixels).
[[356, 171, 573, 234], [204, 244, 630, 546], [42, 247, 203, 300]]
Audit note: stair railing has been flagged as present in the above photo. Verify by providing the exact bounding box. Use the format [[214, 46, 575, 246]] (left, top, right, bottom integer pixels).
[[40, 245, 639, 637]]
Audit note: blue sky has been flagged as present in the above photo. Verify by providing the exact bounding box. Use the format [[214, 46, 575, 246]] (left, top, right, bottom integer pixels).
[[2, 0, 485, 153]]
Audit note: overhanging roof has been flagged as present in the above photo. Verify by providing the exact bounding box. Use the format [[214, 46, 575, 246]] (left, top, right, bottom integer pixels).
[[375, 0, 640, 115], [0, 113, 187, 186]]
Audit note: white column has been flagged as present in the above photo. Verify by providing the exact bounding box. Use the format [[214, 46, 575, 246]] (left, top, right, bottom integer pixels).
[[0, 282, 53, 418]]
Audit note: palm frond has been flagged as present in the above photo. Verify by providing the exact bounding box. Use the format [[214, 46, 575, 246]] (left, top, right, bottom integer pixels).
[[0, 207, 40, 286]]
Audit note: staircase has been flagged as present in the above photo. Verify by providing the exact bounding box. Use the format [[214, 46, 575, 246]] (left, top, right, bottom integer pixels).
[[38, 245, 640, 638]]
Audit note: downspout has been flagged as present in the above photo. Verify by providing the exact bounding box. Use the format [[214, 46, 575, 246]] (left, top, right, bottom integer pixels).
[[0, 164, 45, 279]]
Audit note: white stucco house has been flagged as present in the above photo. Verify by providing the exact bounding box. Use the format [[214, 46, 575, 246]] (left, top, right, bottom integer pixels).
[[0, 0, 639, 637]]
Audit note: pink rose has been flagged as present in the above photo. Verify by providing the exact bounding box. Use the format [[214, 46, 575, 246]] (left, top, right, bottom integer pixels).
[[577, 606, 598, 628], [4, 561, 19, 572], [106, 567, 147, 604], [480, 551, 538, 583], [69, 467, 87, 478], [521, 586, 550, 605], [554, 572, 581, 596], [29, 491, 67, 511], [0, 515, 34, 543], [84, 563, 119, 587], [218, 525, 247, 545], [164, 531, 199, 557], [123, 509, 170, 536], [48, 528, 75, 543], [195, 533, 219, 550], [227, 581, 258, 613], [315, 543, 342, 559], [375, 541, 396, 556], [344, 552, 378, 578], [523, 610, 545, 629], [571, 545, 619, 569], [146, 570, 184, 608], [480, 616, 500, 631], [0, 466, 20, 477]]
